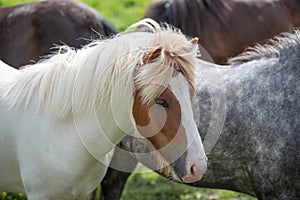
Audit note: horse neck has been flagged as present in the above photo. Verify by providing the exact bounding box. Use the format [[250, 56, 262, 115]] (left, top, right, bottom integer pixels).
[[0, 61, 19, 83], [195, 52, 299, 194], [195, 58, 280, 156], [69, 45, 136, 159], [55, 44, 136, 157], [199, 58, 280, 153], [72, 82, 136, 159], [73, 106, 131, 160], [195, 58, 276, 143], [2, 44, 136, 158], [193, 60, 260, 194]]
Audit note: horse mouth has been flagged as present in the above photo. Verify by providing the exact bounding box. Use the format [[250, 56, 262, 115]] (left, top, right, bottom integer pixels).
[[157, 161, 205, 184]]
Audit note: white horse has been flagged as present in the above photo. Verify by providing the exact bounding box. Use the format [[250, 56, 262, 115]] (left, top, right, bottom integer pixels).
[[0, 19, 207, 199]]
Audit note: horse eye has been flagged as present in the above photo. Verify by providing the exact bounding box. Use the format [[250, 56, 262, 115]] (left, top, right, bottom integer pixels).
[[155, 98, 169, 108]]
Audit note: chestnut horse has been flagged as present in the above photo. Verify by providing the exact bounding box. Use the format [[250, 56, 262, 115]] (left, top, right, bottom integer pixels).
[[0, 19, 207, 199], [100, 30, 300, 200], [143, 0, 300, 63], [0, 0, 118, 68]]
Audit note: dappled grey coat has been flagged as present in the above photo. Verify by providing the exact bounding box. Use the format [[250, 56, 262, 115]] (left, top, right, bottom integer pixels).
[[100, 30, 300, 200]]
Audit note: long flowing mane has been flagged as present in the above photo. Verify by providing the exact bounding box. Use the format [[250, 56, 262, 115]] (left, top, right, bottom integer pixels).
[[229, 29, 300, 64], [1, 19, 198, 121]]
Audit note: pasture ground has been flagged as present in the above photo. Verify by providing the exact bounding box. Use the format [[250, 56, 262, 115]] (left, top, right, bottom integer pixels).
[[0, 171, 256, 200]]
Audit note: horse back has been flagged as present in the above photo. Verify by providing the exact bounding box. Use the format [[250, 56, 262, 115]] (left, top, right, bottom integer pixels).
[[0, 60, 18, 83]]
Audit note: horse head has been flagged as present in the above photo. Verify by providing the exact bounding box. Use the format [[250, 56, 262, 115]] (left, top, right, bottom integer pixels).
[[131, 21, 207, 183]]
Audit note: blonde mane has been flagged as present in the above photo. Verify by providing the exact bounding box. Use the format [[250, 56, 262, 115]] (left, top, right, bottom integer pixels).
[[2, 19, 198, 121]]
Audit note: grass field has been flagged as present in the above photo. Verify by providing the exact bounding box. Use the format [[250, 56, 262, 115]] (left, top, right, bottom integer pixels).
[[122, 171, 256, 200], [0, 0, 257, 199], [0, 171, 256, 200]]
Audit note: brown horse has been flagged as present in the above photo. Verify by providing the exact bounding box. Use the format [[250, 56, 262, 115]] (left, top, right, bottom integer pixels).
[[0, 0, 118, 68], [143, 0, 300, 63]]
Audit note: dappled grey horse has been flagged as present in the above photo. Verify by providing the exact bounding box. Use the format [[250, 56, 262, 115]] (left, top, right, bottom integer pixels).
[[100, 31, 300, 200]]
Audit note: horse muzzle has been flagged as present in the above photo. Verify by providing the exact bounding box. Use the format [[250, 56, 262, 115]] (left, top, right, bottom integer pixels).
[[173, 155, 207, 183], [181, 157, 207, 183]]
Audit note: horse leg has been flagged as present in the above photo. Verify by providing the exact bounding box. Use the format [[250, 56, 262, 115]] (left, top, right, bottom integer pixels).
[[100, 165, 136, 200], [99, 144, 138, 200]]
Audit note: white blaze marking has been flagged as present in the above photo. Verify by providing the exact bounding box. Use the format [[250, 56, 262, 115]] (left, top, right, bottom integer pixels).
[[169, 74, 206, 162]]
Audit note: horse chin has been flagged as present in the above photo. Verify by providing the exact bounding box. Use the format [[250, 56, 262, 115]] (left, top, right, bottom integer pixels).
[[171, 169, 203, 184], [156, 164, 174, 179], [170, 170, 183, 182], [157, 164, 197, 183], [163, 167, 202, 184]]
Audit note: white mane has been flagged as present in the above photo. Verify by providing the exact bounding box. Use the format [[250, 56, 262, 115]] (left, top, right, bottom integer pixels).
[[2, 19, 198, 121]]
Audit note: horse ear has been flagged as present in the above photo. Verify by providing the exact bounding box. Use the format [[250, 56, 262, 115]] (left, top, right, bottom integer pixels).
[[190, 37, 199, 44], [142, 46, 163, 65]]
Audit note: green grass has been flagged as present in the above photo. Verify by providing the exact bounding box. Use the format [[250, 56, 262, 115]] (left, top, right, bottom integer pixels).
[[122, 171, 256, 200], [0, 170, 256, 200], [82, 0, 152, 31], [0, 1, 258, 199], [0, 0, 35, 6], [0, 192, 26, 200]]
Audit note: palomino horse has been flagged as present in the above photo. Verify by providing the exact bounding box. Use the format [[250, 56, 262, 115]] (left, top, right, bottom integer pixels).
[[0, 0, 118, 68], [143, 0, 300, 63], [0, 19, 207, 199], [100, 31, 300, 200]]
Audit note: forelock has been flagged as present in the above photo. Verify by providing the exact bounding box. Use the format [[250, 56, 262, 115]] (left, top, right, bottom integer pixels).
[[134, 25, 198, 104]]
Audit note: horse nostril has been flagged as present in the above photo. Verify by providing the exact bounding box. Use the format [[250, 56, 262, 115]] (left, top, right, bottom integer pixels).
[[189, 163, 200, 179], [190, 164, 196, 176], [181, 160, 207, 183]]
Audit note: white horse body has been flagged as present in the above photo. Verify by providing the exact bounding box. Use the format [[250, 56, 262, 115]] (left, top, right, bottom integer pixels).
[[0, 64, 116, 198], [0, 19, 207, 199]]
